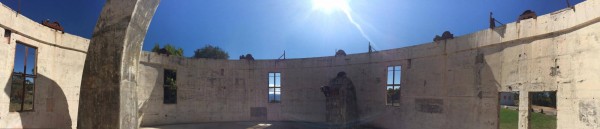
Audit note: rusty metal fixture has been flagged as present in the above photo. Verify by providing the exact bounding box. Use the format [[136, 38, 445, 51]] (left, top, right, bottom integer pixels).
[[490, 12, 496, 29], [433, 31, 454, 42], [517, 10, 537, 23], [41, 19, 64, 32], [490, 12, 505, 29], [368, 42, 377, 53]]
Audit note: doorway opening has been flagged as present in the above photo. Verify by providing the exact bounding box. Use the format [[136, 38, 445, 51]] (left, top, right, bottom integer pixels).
[[499, 92, 519, 129]]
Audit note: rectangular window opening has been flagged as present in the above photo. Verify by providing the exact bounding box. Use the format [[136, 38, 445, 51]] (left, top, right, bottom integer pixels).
[[9, 43, 36, 112], [163, 69, 177, 104], [528, 91, 557, 129], [268, 72, 281, 103], [499, 92, 519, 129], [386, 66, 401, 106]]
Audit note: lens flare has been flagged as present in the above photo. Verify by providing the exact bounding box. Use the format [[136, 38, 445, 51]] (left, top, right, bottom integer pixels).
[[312, 0, 372, 43], [312, 0, 349, 14]]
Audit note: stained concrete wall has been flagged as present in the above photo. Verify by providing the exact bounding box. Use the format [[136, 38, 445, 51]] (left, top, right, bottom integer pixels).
[[0, 0, 599, 129], [137, 0, 600, 129], [0, 2, 89, 129]]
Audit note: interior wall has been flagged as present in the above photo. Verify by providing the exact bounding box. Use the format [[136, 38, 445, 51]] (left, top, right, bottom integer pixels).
[[137, 1, 600, 129], [0, 2, 90, 128], [0, 0, 598, 129]]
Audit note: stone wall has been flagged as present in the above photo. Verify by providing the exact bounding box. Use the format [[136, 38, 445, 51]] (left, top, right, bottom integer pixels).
[[0, 2, 90, 129]]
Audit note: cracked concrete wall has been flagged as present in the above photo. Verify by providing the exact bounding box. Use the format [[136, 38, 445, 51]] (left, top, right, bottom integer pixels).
[[0, 2, 90, 129]]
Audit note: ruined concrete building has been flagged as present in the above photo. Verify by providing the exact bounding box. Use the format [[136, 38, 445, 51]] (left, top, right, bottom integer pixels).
[[1, 0, 600, 129]]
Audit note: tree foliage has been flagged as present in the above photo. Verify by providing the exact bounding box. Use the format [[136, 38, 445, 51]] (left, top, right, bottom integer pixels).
[[151, 43, 184, 57], [531, 92, 557, 108], [151, 44, 160, 52], [164, 70, 177, 87], [193, 45, 229, 59]]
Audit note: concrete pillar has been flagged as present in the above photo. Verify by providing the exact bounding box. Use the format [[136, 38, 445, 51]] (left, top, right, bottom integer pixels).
[[77, 0, 159, 128], [518, 91, 530, 129]]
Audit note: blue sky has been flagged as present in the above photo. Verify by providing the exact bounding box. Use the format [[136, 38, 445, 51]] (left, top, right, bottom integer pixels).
[[1, 0, 583, 59]]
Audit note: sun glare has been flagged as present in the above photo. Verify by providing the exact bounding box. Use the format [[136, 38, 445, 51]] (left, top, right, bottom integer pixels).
[[310, 0, 373, 44], [312, 0, 350, 14]]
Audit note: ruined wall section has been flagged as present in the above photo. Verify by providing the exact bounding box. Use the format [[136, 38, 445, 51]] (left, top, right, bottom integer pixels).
[[137, 0, 600, 129], [0, 0, 596, 128], [0, 2, 90, 128], [137, 53, 279, 126]]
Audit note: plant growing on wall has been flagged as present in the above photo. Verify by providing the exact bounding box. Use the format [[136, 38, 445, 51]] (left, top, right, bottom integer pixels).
[[163, 69, 177, 104], [193, 45, 229, 59], [151, 43, 184, 57], [165, 77, 176, 89]]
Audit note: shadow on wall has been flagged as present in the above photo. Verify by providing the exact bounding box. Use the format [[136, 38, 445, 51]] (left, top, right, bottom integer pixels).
[[137, 62, 163, 127], [3, 74, 71, 128], [493, 25, 507, 38]]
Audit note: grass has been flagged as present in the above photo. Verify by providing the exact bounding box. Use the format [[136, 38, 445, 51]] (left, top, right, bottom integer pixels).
[[499, 108, 519, 129], [499, 108, 556, 129], [529, 110, 557, 129]]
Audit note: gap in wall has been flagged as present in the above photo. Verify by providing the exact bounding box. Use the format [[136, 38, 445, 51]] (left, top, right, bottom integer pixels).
[[528, 91, 557, 129], [499, 92, 519, 129]]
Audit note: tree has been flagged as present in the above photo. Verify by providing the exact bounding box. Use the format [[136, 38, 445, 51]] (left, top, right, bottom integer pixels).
[[151, 43, 184, 57], [193, 45, 229, 59], [151, 44, 160, 52]]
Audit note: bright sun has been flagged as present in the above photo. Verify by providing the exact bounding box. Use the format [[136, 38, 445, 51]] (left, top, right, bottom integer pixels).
[[312, 0, 350, 14], [310, 0, 373, 43]]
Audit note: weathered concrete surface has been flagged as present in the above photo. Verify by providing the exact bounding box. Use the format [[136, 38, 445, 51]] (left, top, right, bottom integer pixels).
[[77, 0, 159, 129], [324, 72, 359, 128], [0, 2, 89, 128], [0, 0, 599, 129], [136, 0, 600, 129]]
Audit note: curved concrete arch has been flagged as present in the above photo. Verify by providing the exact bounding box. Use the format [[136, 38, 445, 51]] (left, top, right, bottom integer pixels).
[[77, 0, 159, 129]]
